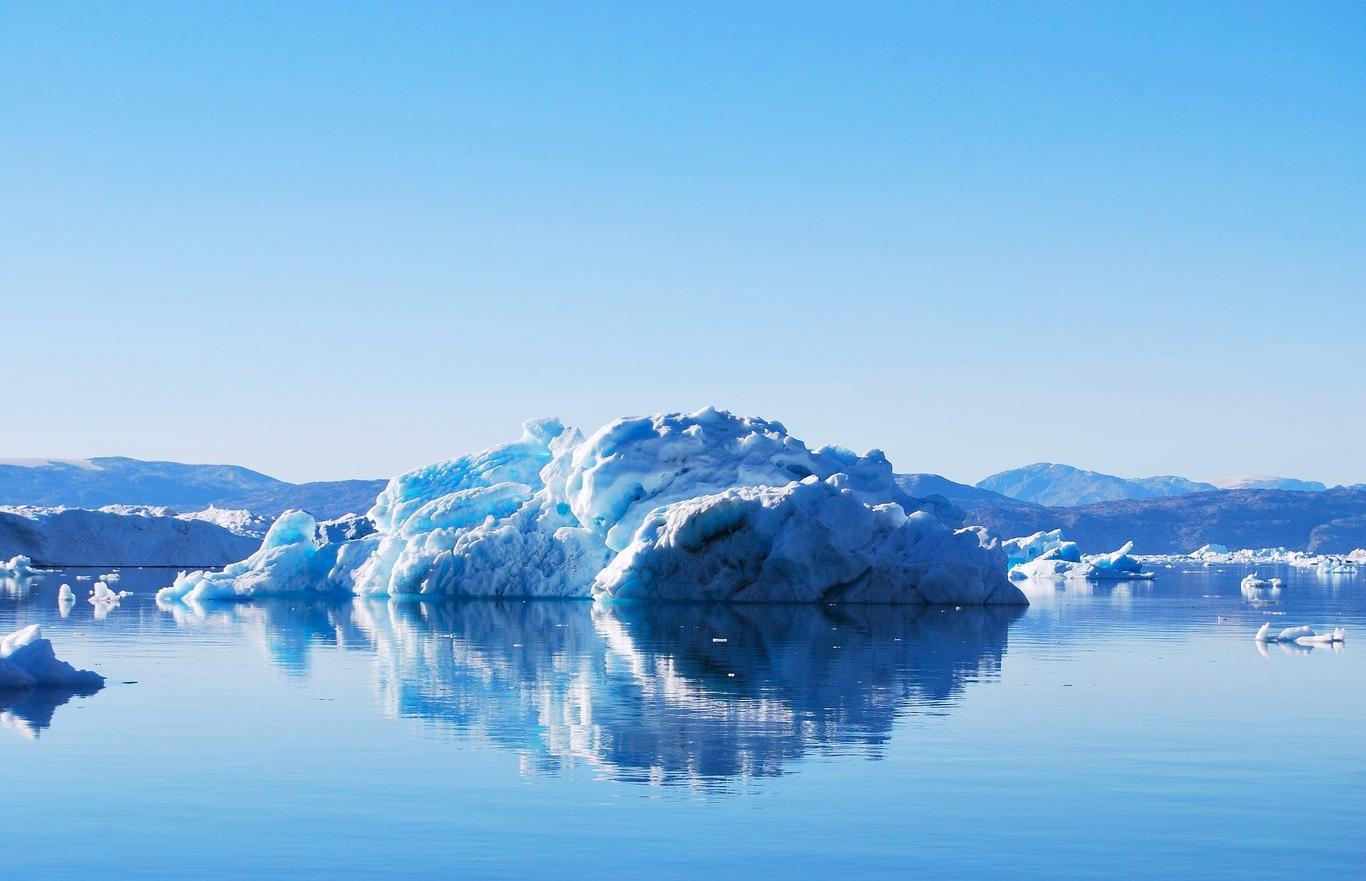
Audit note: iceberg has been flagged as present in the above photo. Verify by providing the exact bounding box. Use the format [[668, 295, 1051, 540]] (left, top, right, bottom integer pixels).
[[159, 409, 1025, 606], [594, 476, 1019, 604], [1009, 538, 1152, 581], [0, 625, 104, 690], [1254, 622, 1345, 645], [1240, 573, 1283, 597], [1, 554, 37, 578], [89, 581, 132, 606], [1002, 529, 1072, 567]]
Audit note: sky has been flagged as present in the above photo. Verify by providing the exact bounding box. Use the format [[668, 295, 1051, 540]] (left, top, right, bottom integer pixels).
[[2, 2, 1363, 485]]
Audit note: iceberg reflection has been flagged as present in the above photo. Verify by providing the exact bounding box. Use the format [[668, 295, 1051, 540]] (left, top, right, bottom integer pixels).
[[208, 598, 1021, 787], [0, 685, 103, 740]]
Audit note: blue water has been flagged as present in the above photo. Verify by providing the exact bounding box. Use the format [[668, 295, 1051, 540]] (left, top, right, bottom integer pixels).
[[3, 563, 1363, 879]]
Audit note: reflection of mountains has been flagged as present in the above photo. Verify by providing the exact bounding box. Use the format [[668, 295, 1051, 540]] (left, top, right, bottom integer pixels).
[[219, 599, 1020, 786]]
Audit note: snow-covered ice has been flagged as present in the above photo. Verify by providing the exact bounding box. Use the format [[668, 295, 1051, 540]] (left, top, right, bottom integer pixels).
[[1, 554, 37, 578], [1007, 535, 1151, 581], [159, 410, 1025, 606], [1254, 622, 1345, 645], [0, 625, 104, 690], [1002, 529, 1072, 567], [1240, 573, 1283, 598], [594, 476, 1021, 604]]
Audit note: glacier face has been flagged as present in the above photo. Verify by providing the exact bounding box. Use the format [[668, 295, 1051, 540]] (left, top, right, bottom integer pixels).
[[159, 409, 1025, 606]]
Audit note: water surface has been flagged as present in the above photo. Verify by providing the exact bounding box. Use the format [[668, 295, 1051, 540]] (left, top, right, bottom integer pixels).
[[3, 563, 1362, 879]]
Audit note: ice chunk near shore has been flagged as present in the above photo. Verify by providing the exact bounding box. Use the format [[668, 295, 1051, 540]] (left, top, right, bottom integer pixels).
[[594, 476, 1024, 604], [159, 410, 1021, 605], [0, 625, 104, 690]]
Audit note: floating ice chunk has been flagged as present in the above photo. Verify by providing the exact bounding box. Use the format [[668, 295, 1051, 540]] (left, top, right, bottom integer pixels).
[[1, 555, 37, 578], [1240, 573, 1283, 598], [1009, 540, 1152, 581], [1002, 530, 1072, 567], [593, 476, 1024, 604], [1254, 623, 1345, 645], [157, 509, 343, 603], [1296, 627, 1347, 646], [0, 625, 104, 690]]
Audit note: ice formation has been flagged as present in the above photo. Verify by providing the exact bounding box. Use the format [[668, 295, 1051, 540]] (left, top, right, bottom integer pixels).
[[595, 476, 1021, 604], [1006, 535, 1151, 581], [159, 410, 1025, 606], [1240, 573, 1283, 598], [0, 625, 104, 690], [1, 554, 37, 578], [1001, 529, 1072, 567], [88, 581, 132, 605], [1254, 622, 1346, 646]]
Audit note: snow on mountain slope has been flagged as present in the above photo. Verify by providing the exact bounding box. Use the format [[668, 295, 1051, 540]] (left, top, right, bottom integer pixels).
[[976, 463, 1217, 506], [1207, 475, 1327, 492], [0, 457, 385, 519]]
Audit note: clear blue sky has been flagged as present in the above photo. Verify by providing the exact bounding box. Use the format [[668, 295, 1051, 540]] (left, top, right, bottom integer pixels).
[[3, 2, 1363, 485]]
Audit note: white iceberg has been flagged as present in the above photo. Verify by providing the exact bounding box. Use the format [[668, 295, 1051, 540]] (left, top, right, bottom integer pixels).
[[0, 625, 104, 690], [1, 554, 37, 578], [159, 409, 1024, 606], [594, 476, 1019, 604], [88, 581, 132, 605], [1008, 538, 1151, 581], [1254, 622, 1346, 645], [1002, 529, 1073, 567], [1240, 573, 1283, 598]]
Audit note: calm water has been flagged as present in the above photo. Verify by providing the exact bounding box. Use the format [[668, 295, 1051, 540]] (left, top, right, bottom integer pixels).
[[3, 563, 1363, 879]]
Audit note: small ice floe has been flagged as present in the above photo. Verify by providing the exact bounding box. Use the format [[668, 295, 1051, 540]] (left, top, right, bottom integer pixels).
[[0, 624, 104, 690], [1240, 573, 1283, 598], [1254, 622, 1346, 646], [87, 582, 133, 618], [98, 571, 121, 583]]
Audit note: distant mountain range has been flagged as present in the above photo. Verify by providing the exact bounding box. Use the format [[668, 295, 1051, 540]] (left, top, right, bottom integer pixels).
[[900, 470, 1363, 554], [960, 487, 1366, 556], [0, 457, 385, 519], [1, 456, 1359, 563], [975, 462, 1328, 507]]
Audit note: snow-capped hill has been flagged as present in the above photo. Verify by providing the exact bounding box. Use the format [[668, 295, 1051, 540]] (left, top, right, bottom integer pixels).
[[1207, 476, 1327, 492], [0, 456, 384, 519], [976, 463, 1216, 506]]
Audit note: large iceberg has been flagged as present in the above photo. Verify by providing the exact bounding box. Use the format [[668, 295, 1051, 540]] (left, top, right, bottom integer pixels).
[[159, 409, 1024, 606]]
